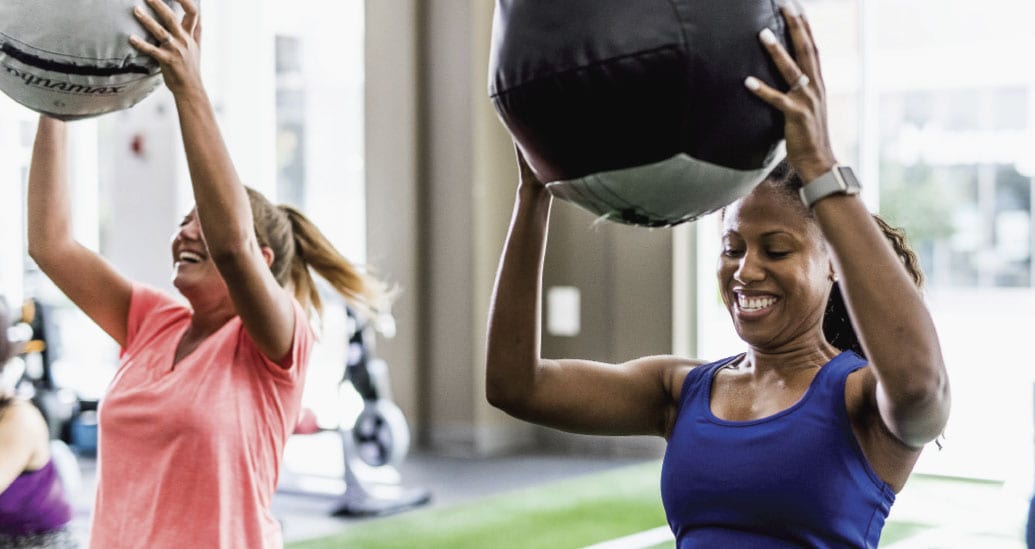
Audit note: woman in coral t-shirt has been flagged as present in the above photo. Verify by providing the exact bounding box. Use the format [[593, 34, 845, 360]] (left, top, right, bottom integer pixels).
[[25, 1, 387, 547]]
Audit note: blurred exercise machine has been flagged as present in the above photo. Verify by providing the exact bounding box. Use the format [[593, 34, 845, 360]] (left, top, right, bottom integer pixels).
[[4, 297, 82, 497], [282, 307, 431, 517]]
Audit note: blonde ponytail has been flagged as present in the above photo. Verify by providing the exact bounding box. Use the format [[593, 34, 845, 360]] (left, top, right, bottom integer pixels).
[[243, 186, 392, 321], [280, 205, 390, 319]]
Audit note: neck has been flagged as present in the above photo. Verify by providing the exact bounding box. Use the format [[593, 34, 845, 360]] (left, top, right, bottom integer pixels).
[[183, 294, 236, 337], [743, 332, 840, 374]]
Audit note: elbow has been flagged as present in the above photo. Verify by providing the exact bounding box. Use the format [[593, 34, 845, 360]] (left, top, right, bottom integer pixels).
[[27, 243, 45, 263], [484, 361, 535, 418], [883, 365, 952, 447], [28, 240, 63, 269], [486, 378, 524, 415]]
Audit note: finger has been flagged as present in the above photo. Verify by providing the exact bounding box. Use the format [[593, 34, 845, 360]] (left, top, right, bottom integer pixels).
[[758, 27, 806, 90], [744, 76, 797, 115], [128, 34, 167, 61], [177, 0, 201, 36], [143, 0, 183, 40], [796, 9, 825, 83], [132, 6, 173, 45], [780, 3, 823, 85], [193, 20, 202, 45]]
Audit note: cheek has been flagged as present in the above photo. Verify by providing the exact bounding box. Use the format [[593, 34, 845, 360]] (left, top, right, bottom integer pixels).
[[799, 265, 832, 309], [716, 261, 736, 307]]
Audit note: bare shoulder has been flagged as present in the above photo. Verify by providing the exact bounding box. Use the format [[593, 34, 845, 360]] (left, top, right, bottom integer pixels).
[[0, 399, 49, 457], [0, 399, 47, 436], [659, 356, 708, 402], [633, 356, 707, 438]]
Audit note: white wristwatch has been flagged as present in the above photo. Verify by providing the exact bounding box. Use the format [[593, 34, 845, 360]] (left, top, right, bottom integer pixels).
[[799, 165, 861, 209]]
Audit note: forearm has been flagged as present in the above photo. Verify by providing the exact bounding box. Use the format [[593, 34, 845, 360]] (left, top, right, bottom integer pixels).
[[485, 183, 552, 410], [815, 195, 948, 408], [26, 117, 74, 262], [173, 87, 255, 257]]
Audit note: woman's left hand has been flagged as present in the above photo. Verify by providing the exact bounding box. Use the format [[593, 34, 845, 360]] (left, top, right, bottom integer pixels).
[[128, 0, 203, 96], [745, 2, 836, 183]]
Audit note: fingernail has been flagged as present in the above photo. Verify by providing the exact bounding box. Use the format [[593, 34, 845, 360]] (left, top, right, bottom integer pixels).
[[759, 28, 778, 45], [744, 77, 761, 91], [783, 0, 803, 16], [133, 5, 142, 14]]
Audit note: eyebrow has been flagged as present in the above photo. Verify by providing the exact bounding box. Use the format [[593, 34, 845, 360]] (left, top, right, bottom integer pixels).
[[722, 230, 794, 238]]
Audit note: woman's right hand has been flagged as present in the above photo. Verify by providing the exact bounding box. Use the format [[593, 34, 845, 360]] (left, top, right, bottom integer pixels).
[[515, 145, 547, 192], [128, 0, 203, 98], [744, 2, 836, 184]]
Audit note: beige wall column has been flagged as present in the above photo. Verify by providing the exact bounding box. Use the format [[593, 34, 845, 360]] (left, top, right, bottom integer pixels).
[[366, 0, 681, 456], [419, 0, 535, 455], [538, 208, 673, 456], [364, 0, 423, 431]]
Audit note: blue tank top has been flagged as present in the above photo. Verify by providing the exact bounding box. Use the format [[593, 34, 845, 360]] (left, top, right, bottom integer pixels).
[[660, 351, 894, 548]]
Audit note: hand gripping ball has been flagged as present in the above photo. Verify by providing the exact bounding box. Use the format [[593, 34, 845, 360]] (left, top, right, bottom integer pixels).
[[489, 0, 792, 227], [0, 0, 187, 120]]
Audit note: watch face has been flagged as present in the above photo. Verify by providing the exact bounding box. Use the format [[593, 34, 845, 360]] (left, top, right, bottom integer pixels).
[[837, 167, 862, 193]]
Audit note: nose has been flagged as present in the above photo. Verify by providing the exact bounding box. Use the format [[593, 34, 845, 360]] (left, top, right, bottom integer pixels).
[[733, 250, 766, 284], [174, 216, 202, 242]]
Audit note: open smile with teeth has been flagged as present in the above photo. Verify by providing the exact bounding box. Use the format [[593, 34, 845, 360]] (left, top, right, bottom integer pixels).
[[178, 251, 204, 264], [737, 294, 777, 312]]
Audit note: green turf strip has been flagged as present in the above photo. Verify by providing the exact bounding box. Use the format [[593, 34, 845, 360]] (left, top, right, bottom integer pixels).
[[289, 463, 1024, 549], [879, 521, 934, 545], [287, 460, 668, 549]]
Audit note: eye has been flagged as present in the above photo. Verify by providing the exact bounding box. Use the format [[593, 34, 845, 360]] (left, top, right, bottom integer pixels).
[[722, 247, 744, 258], [767, 250, 791, 258]]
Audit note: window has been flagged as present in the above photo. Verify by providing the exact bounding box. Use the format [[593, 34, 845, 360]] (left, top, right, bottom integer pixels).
[[694, 0, 1035, 484]]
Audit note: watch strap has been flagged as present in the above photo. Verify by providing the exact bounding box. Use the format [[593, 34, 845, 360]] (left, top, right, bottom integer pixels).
[[799, 166, 860, 208]]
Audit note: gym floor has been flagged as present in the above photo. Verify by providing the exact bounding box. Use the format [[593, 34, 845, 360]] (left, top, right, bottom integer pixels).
[[63, 448, 1031, 548], [63, 447, 651, 546]]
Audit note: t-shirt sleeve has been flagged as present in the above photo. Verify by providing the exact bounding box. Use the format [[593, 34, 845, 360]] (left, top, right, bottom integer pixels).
[[123, 284, 180, 355], [241, 299, 314, 382]]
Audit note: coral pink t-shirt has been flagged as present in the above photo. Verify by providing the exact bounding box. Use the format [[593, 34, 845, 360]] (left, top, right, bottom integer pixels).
[[90, 284, 312, 549]]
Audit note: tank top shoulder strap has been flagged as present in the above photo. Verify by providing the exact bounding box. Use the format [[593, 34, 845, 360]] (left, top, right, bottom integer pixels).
[[814, 350, 868, 387], [676, 354, 743, 409], [808, 350, 869, 416]]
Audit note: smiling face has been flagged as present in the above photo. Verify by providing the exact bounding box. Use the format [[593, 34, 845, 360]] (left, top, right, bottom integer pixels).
[[170, 208, 230, 304], [718, 182, 833, 351]]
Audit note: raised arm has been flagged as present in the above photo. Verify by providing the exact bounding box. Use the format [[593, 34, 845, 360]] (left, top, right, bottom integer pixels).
[[129, 0, 296, 362], [746, 5, 950, 447], [27, 117, 133, 346], [485, 150, 697, 437]]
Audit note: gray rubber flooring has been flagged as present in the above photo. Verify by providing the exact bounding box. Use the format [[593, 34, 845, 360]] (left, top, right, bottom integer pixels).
[[65, 448, 652, 545]]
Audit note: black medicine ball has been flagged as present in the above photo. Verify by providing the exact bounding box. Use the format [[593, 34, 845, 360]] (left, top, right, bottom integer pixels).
[[489, 0, 792, 227]]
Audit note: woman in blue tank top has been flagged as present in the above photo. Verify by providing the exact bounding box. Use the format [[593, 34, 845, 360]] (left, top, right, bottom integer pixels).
[[485, 3, 951, 548]]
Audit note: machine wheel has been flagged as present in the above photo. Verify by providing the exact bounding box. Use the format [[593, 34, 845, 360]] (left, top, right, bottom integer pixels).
[[352, 400, 410, 468]]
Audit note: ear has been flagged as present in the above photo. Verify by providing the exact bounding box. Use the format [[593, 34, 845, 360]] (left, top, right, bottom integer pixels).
[[260, 246, 275, 268]]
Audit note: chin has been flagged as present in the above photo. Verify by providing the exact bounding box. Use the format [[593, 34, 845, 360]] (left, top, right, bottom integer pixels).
[[732, 324, 779, 349]]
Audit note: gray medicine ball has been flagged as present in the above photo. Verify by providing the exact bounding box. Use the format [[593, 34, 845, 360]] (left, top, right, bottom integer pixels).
[[0, 0, 186, 120]]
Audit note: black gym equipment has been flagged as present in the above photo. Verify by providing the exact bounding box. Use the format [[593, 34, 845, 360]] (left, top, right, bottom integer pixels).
[[13, 298, 80, 445], [488, 0, 792, 227], [280, 306, 430, 517], [3, 296, 83, 497]]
